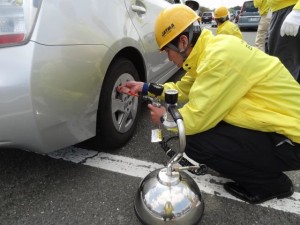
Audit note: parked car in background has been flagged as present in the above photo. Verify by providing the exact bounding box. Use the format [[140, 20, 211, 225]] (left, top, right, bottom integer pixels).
[[238, 0, 260, 30], [201, 12, 213, 23], [0, 0, 179, 154]]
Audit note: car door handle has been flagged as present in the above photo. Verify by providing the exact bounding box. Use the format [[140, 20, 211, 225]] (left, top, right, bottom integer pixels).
[[131, 5, 146, 14]]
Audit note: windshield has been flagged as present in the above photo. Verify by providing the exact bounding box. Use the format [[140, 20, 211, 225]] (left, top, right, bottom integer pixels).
[[241, 1, 259, 15]]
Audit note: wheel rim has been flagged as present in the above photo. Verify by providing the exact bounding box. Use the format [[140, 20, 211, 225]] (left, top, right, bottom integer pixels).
[[111, 73, 139, 133]]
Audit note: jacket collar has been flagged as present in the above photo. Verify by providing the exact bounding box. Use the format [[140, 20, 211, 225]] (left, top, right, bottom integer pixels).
[[182, 28, 213, 75]]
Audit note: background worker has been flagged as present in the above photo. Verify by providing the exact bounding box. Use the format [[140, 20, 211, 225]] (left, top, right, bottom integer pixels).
[[118, 4, 300, 204], [214, 6, 243, 39], [267, 0, 300, 81], [254, 0, 271, 51]]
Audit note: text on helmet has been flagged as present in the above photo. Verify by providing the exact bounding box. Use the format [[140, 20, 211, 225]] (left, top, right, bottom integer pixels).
[[162, 23, 175, 37]]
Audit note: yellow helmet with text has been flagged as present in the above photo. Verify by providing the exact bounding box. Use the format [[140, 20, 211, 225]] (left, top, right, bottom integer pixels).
[[214, 6, 229, 19], [154, 4, 199, 50]]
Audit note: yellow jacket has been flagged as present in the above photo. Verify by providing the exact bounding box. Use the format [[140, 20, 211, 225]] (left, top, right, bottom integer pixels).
[[267, 0, 300, 12], [254, 0, 270, 15], [216, 20, 243, 39], [162, 29, 300, 143]]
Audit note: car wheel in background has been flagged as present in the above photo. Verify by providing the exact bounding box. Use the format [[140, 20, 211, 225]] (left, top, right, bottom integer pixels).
[[96, 57, 141, 149]]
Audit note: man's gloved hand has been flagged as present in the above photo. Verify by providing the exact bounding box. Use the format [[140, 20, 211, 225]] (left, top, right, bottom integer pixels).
[[280, 10, 300, 37]]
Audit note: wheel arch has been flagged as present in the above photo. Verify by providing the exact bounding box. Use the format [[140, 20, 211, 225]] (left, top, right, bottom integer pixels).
[[114, 47, 147, 82], [98, 46, 147, 106]]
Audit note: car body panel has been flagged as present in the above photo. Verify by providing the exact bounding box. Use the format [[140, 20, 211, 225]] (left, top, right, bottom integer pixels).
[[124, 0, 177, 83], [0, 0, 178, 153]]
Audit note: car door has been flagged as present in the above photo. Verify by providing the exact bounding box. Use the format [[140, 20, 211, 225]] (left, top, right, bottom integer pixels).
[[124, 0, 178, 83]]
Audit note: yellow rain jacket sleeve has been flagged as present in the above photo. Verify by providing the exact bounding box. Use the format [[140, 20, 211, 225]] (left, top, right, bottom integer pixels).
[[162, 29, 300, 143], [267, 0, 299, 12], [254, 0, 270, 15], [216, 20, 243, 39]]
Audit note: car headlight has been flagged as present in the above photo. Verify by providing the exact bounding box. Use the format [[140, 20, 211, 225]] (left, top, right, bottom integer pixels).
[[0, 0, 42, 47]]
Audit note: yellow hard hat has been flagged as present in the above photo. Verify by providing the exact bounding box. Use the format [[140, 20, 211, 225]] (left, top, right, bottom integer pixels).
[[214, 6, 229, 19], [154, 4, 199, 50]]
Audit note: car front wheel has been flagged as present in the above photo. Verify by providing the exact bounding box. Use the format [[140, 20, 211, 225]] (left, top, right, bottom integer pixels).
[[96, 57, 141, 149]]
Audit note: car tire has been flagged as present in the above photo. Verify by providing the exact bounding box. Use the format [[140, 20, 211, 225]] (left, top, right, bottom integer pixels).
[[96, 57, 141, 149]]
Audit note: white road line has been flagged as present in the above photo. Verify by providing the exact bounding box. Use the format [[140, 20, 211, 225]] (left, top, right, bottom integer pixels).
[[48, 147, 300, 215]]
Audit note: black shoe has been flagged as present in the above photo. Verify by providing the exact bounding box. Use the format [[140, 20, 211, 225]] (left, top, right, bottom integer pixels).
[[224, 182, 294, 204]]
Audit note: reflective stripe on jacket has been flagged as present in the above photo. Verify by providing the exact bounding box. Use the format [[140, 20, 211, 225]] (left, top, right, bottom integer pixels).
[[162, 29, 300, 143]]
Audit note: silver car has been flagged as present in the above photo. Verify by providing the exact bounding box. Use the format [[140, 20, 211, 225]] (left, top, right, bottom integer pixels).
[[0, 0, 179, 153], [238, 0, 260, 30]]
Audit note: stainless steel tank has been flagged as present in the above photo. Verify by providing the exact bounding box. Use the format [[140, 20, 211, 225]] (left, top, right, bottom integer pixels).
[[134, 167, 204, 225], [134, 89, 205, 225]]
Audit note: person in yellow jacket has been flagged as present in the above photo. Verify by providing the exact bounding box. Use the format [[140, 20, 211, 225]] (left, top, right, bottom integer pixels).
[[118, 5, 300, 204], [254, 0, 271, 51], [267, 0, 300, 81], [214, 6, 243, 39]]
